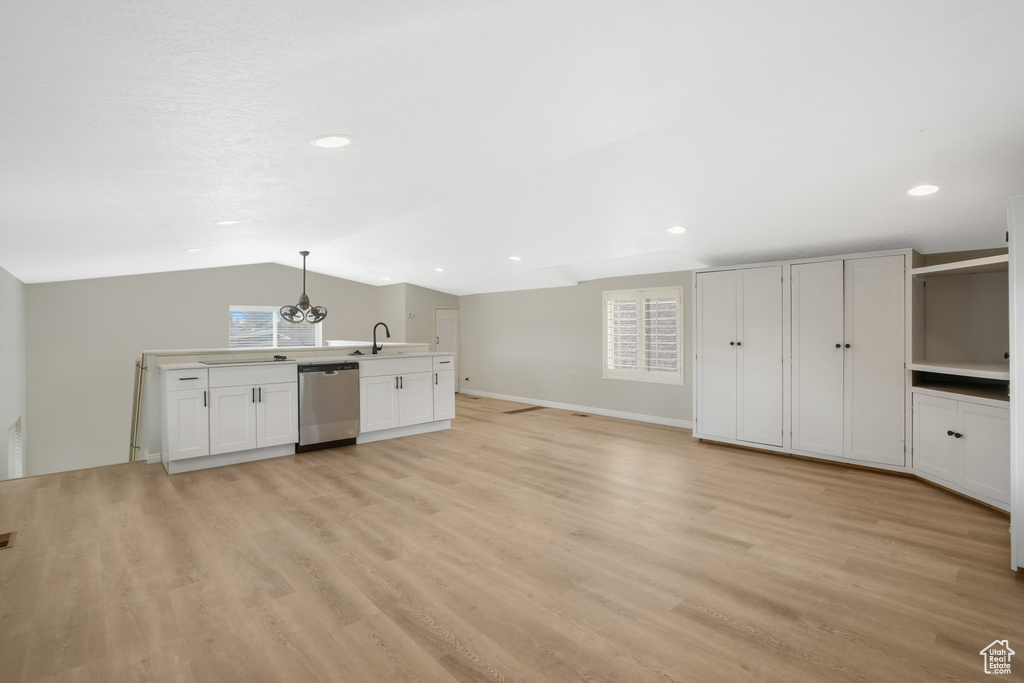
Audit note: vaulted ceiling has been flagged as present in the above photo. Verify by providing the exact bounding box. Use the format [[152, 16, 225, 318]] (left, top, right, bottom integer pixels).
[[2, 1, 1023, 295]]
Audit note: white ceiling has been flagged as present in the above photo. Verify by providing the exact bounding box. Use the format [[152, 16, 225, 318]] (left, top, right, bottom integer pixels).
[[2, 1, 1023, 295]]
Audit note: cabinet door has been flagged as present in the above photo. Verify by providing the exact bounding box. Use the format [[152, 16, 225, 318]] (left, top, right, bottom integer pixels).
[[433, 370, 456, 421], [360, 375, 400, 433], [695, 270, 738, 440], [912, 394, 961, 483], [844, 255, 906, 465], [736, 266, 783, 447], [791, 260, 845, 456], [165, 389, 209, 461], [209, 386, 258, 455], [399, 372, 434, 426], [962, 403, 1010, 504], [257, 382, 298, 448]]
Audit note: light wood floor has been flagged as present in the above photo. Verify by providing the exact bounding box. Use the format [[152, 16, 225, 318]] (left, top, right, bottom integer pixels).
[[1, 395, 1022, 682]]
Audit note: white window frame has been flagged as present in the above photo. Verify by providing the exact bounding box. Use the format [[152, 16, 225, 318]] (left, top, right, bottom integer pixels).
[[603, 287, 683, 384], [229, 305, 323, 349]]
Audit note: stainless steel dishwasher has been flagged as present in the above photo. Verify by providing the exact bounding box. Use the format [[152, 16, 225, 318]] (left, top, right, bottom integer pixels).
[[297, 361, 359, 451]]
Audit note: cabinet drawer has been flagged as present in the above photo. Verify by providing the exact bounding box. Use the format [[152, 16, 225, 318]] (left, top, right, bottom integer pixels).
[[433, 355, 455, 370], [358, 356, 432, 377], [210, 363, 297, 387], [162, 368, 208, 390]]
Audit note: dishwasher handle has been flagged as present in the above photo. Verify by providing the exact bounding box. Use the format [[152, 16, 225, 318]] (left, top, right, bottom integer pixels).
[[322, 370, 339, 376]]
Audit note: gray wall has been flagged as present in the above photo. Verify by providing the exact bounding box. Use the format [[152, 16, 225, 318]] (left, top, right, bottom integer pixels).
[[460, 270, 693, 424], [0, 265, 27, 480], [405, 284, 460, 346], [24, 263, 399, 476]]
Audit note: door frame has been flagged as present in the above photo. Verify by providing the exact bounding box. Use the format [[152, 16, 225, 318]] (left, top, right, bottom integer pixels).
[[433, 307, 460, 392]]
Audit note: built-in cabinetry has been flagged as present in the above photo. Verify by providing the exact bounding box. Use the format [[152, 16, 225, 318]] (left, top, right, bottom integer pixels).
[[909, 251, 1010, 509], [160, 363, 298, 474], [357, 354, 456, 440], [791, 254, 906, 466], [695, 265, 783, 447]]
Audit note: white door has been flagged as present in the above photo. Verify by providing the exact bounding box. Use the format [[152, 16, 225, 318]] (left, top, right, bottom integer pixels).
[[962, 403, 1010, 503], [399, 372, 434, 426], [209, 385, 258, 455], [257, 382, 298, 447], [844, 255, 906, 465], [791, 260, 845, 456], [913, 393, 960, 482], [433, 369, 456, 421], [695, 270, 738, 440], [736, 266, 784, 447], [165, 389, 209, 461], [435, 309, 459, 391], [360, 375, 400, 433]]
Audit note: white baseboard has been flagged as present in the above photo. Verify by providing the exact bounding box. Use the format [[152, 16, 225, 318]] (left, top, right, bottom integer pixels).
[[146, 453, 161, 465], [356, 420, 450, 444], [459, 390, 693, 430]]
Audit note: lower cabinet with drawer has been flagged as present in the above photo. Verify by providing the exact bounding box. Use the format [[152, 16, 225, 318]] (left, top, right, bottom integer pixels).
[[160, 363, 298, 474], [912, 391, 1010, 508], [357, 354, 455, 441]]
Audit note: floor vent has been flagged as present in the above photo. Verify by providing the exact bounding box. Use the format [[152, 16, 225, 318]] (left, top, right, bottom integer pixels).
[[572, 413, 590, 417], [0, 532, 16, 550], [505, 406, 546, 415]]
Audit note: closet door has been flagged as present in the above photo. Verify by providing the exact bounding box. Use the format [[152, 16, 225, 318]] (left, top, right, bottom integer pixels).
[[736, 266, 784, 446], [791, 260, 845, 456], [844, 254, 906, 465], [695, 270, 738, 440]]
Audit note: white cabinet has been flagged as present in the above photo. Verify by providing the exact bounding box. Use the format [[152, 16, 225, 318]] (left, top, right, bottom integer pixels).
[[358, 356, 447, 434], [162, 368, 211, 462], [432, 355, 456, 422], [913, 392, 1010, 505], [695, 265, 783, 447], [791, 254, 906, 466], [208, 365, 298, 455]]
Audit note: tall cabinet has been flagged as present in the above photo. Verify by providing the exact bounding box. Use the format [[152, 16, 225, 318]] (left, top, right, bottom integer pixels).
[[695, 265, 783, 447], [791, 254, 906, 466]]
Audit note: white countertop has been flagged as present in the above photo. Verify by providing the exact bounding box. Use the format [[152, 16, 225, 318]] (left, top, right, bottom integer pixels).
[[158, 351, 453, 371]]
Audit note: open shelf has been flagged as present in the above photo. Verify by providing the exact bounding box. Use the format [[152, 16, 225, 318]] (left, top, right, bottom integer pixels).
[[910, 253, 1008, 277], [907, 359, 1010, 380], [912, 378, 1009, 402]]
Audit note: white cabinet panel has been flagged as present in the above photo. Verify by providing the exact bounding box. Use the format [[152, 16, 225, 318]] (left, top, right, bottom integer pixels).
[[791, 260, 845, 456], [736, 266, 783, 446], [695, 270, 738, 441], [399, 372, 434, 426], [913, 394, 960, 481], [962, 403, 1010, 502], [209, 385, 258, 455], [360, 375, 401, 433], [433, 369, 456, 421], [257, 382, 299, 447], [164, 389, 209, 461], [844, 255, 906, 465]]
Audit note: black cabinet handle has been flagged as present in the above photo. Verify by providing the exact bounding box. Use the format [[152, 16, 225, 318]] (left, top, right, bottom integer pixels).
[[259, 387, 262, 403], [947, 430, 955, 436], [252, 388, 256, 403], [845, 344, 851, 349], [179, 377, 199, 381], [435, 372, 438, 385], [395, 376, 399, 389], [203, 390, 207, 408], [400, 376, 404, 389]]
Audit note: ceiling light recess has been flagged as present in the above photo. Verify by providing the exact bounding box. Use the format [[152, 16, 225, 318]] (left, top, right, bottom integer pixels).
[[508, 256, 522, 262], [215, 220, 240, 226], [312, 134, 351, 149], [908, 184, 939, 196], [666, 226, 687, 234], [434, 267, 445, 272]]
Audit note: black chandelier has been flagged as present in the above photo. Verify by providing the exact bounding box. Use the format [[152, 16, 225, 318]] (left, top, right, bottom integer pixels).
[[280, 251, 327, 323]]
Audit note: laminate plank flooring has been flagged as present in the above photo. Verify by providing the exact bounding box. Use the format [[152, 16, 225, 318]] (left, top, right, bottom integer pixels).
[[2, 395, 1023, 681]]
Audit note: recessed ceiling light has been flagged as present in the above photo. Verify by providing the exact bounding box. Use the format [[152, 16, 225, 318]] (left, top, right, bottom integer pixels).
[[381, 277, 392, 281], [666, 226, 687, 234], [215, 220, 240, 226], [434, 267, 445, 272], [312, 134, 351, 149], [508, 256, 522, 262], [187, 248, 203, 252], [908, 184, 939, 196]]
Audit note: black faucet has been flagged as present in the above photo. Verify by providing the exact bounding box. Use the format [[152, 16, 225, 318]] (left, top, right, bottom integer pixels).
[[372, 322, 391, 355]]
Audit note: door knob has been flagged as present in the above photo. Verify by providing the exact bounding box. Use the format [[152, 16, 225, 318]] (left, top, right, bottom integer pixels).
[[729, 341, 735, 346], [947, 430, 955, 436], [835, 343, 841, 348], [845, 344, 851, 348], [954, 432, 963, 439], [736, 342, 742, 346]]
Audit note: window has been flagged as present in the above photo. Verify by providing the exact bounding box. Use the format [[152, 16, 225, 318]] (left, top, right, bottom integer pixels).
[[603, 287, 682, 383], [229, 306, 322, 349]]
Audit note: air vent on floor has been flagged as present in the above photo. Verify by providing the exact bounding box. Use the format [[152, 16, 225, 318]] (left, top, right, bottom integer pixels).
[[0, 532, 16, 550], [505, 406, 546, 414], [572, 413, 590, 417]]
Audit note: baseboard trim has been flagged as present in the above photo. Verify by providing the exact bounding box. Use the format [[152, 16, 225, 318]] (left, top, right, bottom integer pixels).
[[459, 390, 693, 430]]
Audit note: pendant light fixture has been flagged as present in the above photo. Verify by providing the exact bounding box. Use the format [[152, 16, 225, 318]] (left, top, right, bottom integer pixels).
[[280, 251, 327, 323]]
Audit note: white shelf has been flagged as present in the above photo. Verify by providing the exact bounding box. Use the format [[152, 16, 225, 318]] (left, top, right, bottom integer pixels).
[[908, 359, 1010, 380], [911, 253, 1008, 277]]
